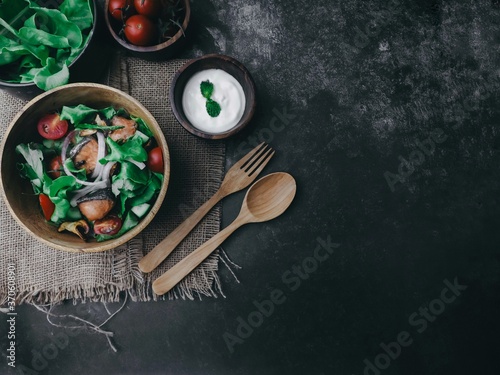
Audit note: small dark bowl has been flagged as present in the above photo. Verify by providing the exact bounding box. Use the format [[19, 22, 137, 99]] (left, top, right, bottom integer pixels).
[[170, 54, 256, 140], [104, 0, 190, 61], [0, 0, 110, 101]]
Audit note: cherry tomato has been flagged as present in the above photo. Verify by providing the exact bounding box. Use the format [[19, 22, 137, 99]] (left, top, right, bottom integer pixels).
[[134, 0, 161, 18], [39, 194, 55, 221], [37, 114, 68, 140], [109, 0, 134, 21], [94, 215, 123, 236], [124, 14, 157, 46], [48, 155, 63, 179], [147, 146, 163, 173]]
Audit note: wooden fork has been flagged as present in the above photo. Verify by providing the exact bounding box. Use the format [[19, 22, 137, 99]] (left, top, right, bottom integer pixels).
[[138, 142, 275, 273]]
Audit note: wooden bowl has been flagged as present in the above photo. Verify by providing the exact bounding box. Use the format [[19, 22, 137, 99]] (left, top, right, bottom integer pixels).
[[170, 54, 256, 140], [0, 0, 111, 101], [104, 0, 190, 60], [0, 83, 170, 253]]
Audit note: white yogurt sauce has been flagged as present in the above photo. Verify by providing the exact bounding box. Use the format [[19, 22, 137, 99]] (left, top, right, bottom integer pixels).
[[182, 69, 246, 134]]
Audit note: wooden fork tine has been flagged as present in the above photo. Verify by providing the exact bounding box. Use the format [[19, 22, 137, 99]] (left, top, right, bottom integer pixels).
[[238, 142, 267, 170], [243, 143, 271, 172], [248, 148, 275, 177]]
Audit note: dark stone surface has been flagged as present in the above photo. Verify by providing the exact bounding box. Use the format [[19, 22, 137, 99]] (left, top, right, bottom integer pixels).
[[4, 0, 500, 374]]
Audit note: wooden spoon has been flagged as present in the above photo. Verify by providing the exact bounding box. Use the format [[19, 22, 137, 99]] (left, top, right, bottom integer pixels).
[[152, 172, 297, 296]]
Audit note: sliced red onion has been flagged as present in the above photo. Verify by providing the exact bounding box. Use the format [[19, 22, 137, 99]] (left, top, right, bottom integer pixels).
[[62, 130, 97, 186], [61, 130, 77, 164], [69, 161, 116, 207], [100, 161, 116, 186], [126, 158, 146, 170], [63, 163, 100, 186], [91, 131, 106, 179], [61, 130, 107, 187]]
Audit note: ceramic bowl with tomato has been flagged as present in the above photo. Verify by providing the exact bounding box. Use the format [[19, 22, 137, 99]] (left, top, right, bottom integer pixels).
[[104, 0, 190, 60], [0, 0, 111, 101], [0, 83, 170, 253]]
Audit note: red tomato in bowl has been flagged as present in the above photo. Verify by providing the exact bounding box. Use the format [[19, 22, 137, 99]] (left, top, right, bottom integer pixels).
[[109, 0, 135, 21], [124, 15, 157, 46], [39, 194, 55, 221], [134, 0, 162, 17], [37, 114, 68, 140], [48, 155, 63, 179], [147, 147, 163, 173]]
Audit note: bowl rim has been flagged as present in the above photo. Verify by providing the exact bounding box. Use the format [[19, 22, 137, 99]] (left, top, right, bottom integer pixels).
[[0, 82, 171, 253], [169, 53, 257, 140], [104, 0, 191, 53], [0, 0, 99, 89]]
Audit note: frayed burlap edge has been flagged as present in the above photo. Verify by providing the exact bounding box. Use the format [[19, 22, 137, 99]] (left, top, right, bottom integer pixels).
[[0, 238, 144, 306]]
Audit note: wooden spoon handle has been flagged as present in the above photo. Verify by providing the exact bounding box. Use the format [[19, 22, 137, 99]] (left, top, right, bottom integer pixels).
[[152, 219, 244, 296], [139, 189, 224, 273]]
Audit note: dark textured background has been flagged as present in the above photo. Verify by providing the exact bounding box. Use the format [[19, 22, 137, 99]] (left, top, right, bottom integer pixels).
[[3, 0, 500, 374]]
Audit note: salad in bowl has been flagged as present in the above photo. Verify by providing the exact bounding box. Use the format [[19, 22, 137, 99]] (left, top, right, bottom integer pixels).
[[16, 104, 163, 241], [0, 83, 169, 252]]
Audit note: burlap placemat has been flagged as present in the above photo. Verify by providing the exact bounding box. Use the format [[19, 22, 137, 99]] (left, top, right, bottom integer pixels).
[[0, 53, 225, 305]]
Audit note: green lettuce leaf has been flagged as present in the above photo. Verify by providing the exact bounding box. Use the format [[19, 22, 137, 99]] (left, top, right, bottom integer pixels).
[[59, 0, 93, 31], [131, 115, 154, 138], [33, 57, 70, 91], [51, 196, 82, 223], [0, 0, 30, 25], [102, 137, 148, 164], [60, 104, 98, 123], [49, 175, 79, 199], [0, 0, 93, 90], [22, 7, 83, 49], [0, 35, 29, 65], [15, 143, 46, 194]]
